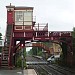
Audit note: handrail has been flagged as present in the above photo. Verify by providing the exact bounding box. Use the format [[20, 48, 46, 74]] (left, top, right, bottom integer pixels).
[[1, 47, 4, 65], [0, 56, 1, 67], [33, 31, 72, 38], [33, 23, 48, 31], [49, 31, 72, 37]]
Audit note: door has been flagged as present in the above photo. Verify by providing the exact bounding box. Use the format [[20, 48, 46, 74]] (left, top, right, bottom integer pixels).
[[7, 11, 13, 24]]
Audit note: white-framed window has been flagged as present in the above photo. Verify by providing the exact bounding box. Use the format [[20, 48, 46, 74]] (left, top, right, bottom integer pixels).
[[15, 10, 32, 25], [24, 11, 32, 21], [15, 11, 23, 21]]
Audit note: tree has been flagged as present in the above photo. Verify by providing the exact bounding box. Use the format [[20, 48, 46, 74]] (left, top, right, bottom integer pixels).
[[60, 38, 68, 65], [72, 27, 75, 66], [32, 47, 37, 55], [27, 49, 33, 55], [72, 27, 75, 38], [37, 47, 42, 56]]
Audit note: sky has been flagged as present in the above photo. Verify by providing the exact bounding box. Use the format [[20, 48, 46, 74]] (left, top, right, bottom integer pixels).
[[0, 0, 74, 38]]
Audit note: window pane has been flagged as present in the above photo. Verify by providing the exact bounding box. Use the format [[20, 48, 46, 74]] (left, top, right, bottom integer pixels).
[[15, 11, 33, 25], [24, 11, 32, 21], [15, 11, 23, 21]]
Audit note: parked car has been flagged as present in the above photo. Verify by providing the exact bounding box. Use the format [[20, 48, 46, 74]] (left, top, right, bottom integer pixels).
[[47, 55, 60, 63]]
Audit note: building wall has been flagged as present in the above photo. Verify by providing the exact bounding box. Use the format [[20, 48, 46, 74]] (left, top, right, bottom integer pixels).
[[53, 43, 61, 55]]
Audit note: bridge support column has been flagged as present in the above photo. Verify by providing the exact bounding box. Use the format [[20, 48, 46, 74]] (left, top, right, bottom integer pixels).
[[12, 39, 16, 67], [20, 40, 27, 69], [61, 38, 73, 67], [11, 39, 16, 68], [67, 38, 73, 67]]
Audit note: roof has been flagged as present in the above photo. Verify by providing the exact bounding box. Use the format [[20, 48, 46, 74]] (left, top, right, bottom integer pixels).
[[15, 6, 33, 9], [6, 3, 33, 8], [6, 5, 33, 10]]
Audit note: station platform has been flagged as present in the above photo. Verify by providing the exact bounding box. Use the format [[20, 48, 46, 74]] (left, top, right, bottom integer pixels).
[[24, 69, 37, 75], [0, 69, 37, 75]]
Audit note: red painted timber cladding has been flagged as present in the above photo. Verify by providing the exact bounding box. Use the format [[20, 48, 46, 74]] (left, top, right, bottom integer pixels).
[[14, 32, 24, 37]]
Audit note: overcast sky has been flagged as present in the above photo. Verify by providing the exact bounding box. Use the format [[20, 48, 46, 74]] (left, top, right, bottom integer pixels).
[[0, 0, 74, 38]]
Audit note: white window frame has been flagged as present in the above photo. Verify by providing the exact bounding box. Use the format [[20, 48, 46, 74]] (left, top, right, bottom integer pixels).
[[15, 10, 33, 25]]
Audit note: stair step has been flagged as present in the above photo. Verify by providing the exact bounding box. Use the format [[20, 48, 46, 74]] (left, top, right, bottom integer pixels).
[[1, 66, 8, 68], [3, 51, 9, 53], [6, 34, 11, 36], [3, 49, 9, 51], [7, 41, 10, 43], [3, 50, 8, 52], [3, 57, 8, 59], [3, 53, 8, 55], [3, 56, 8, 58], [5, 42, 10, 44], [5, 43, 10, 46], [5, 44, 10, 46], [3, 52, 9, 54], [2, 57, 8, 60], [3, 54, 8, 57], [1, 61, 8, 64], [1, 65, 8, 68], [4, 45, 9, 47], [6, 32, 11, 36], [1, 64, 8, 66], [3, 55, 8, 58], [3, 51, 8, 53], [2, 59, 8, 61]]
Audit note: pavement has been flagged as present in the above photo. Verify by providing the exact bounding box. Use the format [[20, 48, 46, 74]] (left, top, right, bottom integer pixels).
[[24, 69, 37, 75], [0, 69, 37, 75], [0, 70, 23, 75]]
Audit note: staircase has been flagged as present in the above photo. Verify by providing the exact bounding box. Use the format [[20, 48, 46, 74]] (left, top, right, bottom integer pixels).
[[1, 25, 13, 68]]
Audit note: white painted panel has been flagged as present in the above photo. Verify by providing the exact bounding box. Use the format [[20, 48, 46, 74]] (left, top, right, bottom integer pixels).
[[25, 43, 32, 47], [24, 11, 32, 21], [24, 22, 32, 25], [15, 21, 23, 25]]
